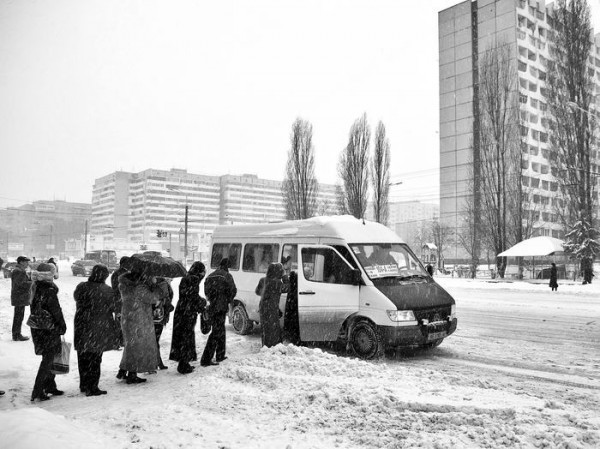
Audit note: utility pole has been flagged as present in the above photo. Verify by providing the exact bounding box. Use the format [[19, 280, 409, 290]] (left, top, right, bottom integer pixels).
[[84, 220, 88, 257], [184, 204, 189, 265]]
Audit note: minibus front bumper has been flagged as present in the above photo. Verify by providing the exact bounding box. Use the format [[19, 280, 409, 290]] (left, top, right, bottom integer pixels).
[[379, 318, 457, 348]]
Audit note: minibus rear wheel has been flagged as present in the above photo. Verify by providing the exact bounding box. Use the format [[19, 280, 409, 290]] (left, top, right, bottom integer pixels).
[[231, 303, 253, 335], [349, 320, 383, 360]]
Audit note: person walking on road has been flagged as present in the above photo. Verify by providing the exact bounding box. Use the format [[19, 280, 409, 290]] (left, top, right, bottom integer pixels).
[[11, 256, 32, 342], [74, 264, 118, 396], [200, 258, 237, 367], [549, 262, 558, 292], [169, 262, 206, 374]]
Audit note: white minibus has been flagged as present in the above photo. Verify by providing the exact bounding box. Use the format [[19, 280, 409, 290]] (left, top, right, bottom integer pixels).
[[208, 215, 457, 359]]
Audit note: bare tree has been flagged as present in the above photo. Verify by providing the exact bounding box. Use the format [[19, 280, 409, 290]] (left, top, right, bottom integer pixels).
[[431, 219, 454, 270], [338, 113, 370, 219], [457, 171, 481, 278], [371, 121, 391, 224], [476, 41, 522, 278], [545, 0, 600, 270], [282, 118, 319, 220]]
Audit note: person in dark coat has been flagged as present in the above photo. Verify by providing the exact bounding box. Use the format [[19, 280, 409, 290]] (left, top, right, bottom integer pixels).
[[74, 264, 118, 396], [118, 259, 161, 384], [111, 256, 130, 357], [283, 271, 300, 345], [152, 277, 174, 370], [549, 263, 558, 291], [170, 262, 206, 374], [30, 263, 67, 401], [11, 256, 32, 341], [200, 258, 237, 367], [426, 264, 434, 276], [256, 263, 284, 348]]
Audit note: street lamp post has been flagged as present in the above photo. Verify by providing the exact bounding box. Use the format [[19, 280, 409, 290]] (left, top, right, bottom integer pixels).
[[167, 186, 189, 266]]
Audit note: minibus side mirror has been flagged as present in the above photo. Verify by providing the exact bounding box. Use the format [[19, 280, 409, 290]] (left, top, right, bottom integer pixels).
[[350, 268, 362, 286]]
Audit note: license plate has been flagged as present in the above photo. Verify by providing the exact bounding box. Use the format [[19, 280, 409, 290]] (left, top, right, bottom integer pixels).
[[427, 331, 447, 341]]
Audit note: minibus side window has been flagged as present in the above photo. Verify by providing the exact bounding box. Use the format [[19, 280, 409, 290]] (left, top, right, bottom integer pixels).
[[242, 244, 280, 273], [282, 244, 298, 271], [211, 243, 242, 270], [301, 247, 355, 285]]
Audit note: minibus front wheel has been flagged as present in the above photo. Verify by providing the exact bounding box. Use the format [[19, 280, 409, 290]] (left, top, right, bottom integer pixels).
[[231, 303, 254, 335], [348, 320, 383, 360]]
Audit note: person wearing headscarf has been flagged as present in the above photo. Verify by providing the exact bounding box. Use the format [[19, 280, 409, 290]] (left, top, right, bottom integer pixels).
[[29, 263, 67, 401], [118, 258, 161, 384], [257, 262, 285, 348], [200, 258, 237, 366], [73, 264, 118, 396], [169, 262, 206, 374], [152, 277, 174, 370]]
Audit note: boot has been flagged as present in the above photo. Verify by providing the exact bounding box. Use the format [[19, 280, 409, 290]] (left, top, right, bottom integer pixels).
[[126, 372, 147, 384]]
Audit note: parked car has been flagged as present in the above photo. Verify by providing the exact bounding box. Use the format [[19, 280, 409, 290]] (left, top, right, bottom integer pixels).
[[71, 260, 97, 277], [2, 262, 17, 278]]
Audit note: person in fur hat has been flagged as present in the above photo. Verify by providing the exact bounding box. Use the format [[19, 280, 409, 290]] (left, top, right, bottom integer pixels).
[[29, 263, 67, 401]]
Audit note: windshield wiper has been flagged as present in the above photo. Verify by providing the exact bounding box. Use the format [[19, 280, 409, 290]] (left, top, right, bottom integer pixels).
[[397, 274, 428, 281]]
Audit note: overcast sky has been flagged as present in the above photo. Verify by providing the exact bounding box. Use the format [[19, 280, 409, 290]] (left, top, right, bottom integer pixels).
[[1, 0, 599, 210]]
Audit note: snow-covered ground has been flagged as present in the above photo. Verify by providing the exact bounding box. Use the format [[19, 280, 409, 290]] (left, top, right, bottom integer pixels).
[[0, 264, 599, 448]]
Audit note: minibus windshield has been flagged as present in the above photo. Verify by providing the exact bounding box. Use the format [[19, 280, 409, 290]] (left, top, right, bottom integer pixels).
[[349, 243, 427, 280]]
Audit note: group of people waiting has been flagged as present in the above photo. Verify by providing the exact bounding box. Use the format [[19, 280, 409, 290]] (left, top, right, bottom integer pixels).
[[8, 254, 240, 402], [7, 252, 299, 402]]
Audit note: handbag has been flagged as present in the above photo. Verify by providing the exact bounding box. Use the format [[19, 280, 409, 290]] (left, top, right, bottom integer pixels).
[[51, 337, 71, 375], [26, 302, 55, 330], [200, 309, 212, 335]]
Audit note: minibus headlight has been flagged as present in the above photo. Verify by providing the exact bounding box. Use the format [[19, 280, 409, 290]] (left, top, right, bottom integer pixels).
[[450, 304, 456, 319], [386, 310, 416, 322]]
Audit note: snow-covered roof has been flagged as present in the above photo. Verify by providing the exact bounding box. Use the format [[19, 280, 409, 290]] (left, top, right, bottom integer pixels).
[[497, 236, 565, 257], [212, 215, 404, 244]]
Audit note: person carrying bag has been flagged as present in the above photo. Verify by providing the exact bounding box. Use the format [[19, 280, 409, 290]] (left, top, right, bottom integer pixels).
[[51, 337, 71, 375], [29, 263, 67, 402]]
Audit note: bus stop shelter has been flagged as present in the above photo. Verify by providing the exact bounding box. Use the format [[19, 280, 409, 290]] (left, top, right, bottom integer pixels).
[[498, 236, 565, 279]]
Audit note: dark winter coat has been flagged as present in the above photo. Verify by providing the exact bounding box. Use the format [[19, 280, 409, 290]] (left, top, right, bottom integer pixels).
[[205, 268, 237, 315], [11, 265, 33, 307], [283, 271, 300, 345], [258, 263, 284, 348], [169, 274, 206, 362], [111, 267, 128, 313], [73, 280, 118, 353], [152, 279, 174, 326], [30, 281, 67, 356], [549, 265, 558, 289], [118, 273, 160, 373]]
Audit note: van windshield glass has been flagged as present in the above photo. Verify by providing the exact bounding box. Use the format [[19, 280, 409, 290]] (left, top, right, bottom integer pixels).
[[349, 243, 426, 279]]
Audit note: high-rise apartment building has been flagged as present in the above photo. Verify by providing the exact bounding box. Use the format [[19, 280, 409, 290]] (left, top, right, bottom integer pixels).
[[91, 168, 340, 257], [439, 0, 600, 261]]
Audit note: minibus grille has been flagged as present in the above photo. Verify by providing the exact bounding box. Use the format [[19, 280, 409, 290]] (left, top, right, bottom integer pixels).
[[413, 306, 451, 323]]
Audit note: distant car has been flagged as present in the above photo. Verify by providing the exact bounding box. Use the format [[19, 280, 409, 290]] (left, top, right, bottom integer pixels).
[[2, 262, 17, 278], [71, 260, 97, 277]]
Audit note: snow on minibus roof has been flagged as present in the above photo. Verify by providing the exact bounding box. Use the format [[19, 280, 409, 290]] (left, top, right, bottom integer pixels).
[[212, 215, 404, 244]]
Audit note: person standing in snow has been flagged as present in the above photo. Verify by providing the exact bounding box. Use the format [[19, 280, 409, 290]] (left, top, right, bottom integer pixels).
[[549, 263, 558, 292], [29, 263, 67, 402], [73, 264, 118, 396], [283, 271, 300, 345], [11, 256, 32, 342], [169, 262, 206, 374], [152, 277, 174, 370], [200, 258, 237, 367], [257, 262, 284, 348], [111, 256, 130, 357], [118, 258, 161, 384], [47, 257, 59, 279]]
